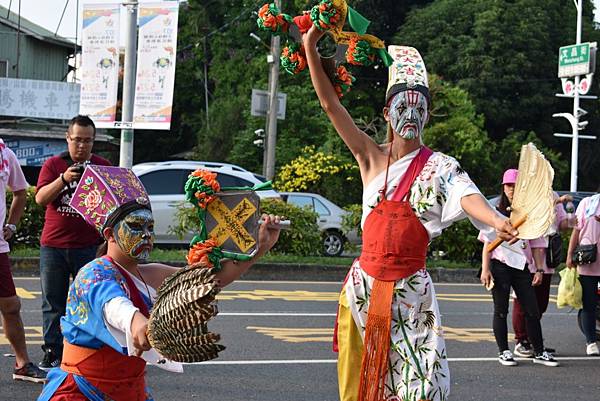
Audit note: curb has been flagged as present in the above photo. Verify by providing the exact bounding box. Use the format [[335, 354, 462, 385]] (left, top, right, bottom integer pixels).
[[9, 257, 487, 283]]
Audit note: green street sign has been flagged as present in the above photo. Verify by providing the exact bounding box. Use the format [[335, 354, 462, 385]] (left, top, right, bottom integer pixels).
[[558, 43, 594, 78]]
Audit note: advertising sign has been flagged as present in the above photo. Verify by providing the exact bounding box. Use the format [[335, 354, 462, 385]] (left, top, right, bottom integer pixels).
[[0, 78, 80, 120], [133, 2, 179, 130], [79, 4, 120, 128]]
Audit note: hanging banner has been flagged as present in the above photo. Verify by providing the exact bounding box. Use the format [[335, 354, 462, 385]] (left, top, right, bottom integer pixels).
[[0, 78, 80, 120], [133, 2, 179, 130], [79, 4, 120, 128]]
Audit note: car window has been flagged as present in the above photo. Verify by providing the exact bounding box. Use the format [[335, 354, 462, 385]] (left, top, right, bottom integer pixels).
[[287, 195, 314, 210], [215, 173, 253, 187], [139, 170, 188, 195], [313, 198, 330, 216], [184, 170, 253, 188]]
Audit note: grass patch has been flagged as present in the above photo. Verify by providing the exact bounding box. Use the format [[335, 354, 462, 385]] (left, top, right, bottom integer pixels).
[[427, 259, 479, 269], [8, 245, 481, 269], [10, 246, 40, 257]]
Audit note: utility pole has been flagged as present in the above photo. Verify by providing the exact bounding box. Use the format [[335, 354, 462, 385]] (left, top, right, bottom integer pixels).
[[553, 0, 597, 192], [119, 1, 138, 168], [570, 0, 582, 192], [264, 0, 281, 181]]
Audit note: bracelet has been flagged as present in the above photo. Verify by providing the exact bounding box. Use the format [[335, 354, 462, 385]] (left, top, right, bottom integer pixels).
[[60, 173, 68, 186], [535, 269, 544, 273]]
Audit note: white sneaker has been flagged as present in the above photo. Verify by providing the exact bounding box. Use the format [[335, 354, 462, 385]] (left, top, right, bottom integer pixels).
[[514, 342, 534, 358], [586, 342, 600, 356], [498, 350, 518, 366]]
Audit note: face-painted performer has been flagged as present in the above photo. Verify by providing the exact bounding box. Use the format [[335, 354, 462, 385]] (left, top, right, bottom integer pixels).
[[302, 25, 518, 401], [38, 165, 282, 401], [112, 208, 155, 261]]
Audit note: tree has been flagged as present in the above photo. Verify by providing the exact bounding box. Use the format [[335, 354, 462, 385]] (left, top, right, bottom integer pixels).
[[395, 0, 600, 190]]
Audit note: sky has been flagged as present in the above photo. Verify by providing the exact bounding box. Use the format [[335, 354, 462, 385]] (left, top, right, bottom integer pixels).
[[0, 0, 184, 43], [0, 0, 598, 44]]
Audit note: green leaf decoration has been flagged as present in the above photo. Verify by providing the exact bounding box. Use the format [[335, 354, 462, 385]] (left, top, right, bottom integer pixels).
[[347, 6, 370, 35]]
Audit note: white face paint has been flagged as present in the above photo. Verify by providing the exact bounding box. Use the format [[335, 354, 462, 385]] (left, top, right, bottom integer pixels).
[[388, 90, 429, 139]]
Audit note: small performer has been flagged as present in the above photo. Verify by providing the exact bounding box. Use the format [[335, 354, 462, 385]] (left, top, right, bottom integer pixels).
[[302, 26, 517, 401], [38, 166, 281, 401]]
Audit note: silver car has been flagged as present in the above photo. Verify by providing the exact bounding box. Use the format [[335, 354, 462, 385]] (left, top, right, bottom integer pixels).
[[280, 192, 361, 257], [132, 161, 280, 245]]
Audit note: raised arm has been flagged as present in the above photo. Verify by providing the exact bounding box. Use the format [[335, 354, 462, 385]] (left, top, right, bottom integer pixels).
[[302, 26, 379, 168], [461, 193, 518, 241]]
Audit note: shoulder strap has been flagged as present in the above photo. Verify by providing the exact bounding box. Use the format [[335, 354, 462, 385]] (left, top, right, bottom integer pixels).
[[104, 256, 151, 318], [390, 146, 433, 202]]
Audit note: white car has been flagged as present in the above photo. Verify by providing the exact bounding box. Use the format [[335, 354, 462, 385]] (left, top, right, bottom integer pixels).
[[280, 192, 361, 257], [132, 161, 280, 245]]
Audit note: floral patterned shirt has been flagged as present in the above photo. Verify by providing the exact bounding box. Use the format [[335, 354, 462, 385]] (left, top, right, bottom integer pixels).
[[361, 149, 481, 240]]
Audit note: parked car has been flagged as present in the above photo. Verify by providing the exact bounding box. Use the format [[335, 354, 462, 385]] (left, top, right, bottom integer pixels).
[[279, 192, 361, 257], [132, 161, 280, 245]]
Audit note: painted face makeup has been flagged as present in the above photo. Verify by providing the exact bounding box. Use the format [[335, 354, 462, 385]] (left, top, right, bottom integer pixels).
[[388, 90, 429, 139], [113, 209, 155, 261]]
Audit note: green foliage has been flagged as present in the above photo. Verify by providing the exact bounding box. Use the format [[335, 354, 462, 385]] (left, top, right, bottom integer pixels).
[[428, 219, 481, 263], [424, 74, 498, 194], [275, 146, 361, 206], [494, 130, 569, 191], [396, 0, 600, 190], [260, 198, 322, 256], [168, 201, 198, 241], [341, 203, 363, 238], [5, 187, 45, 247]]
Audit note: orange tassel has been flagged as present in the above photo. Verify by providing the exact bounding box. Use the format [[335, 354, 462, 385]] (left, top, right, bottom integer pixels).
[[358, 279, 395, 401]]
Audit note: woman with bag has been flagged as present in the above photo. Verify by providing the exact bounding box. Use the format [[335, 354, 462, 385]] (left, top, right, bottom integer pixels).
[[510, 192, 573, 358], [566, 193, 600, 355], [479, 169, 559, 367]]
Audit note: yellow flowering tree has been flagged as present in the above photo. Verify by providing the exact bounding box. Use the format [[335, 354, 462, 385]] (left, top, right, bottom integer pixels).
[[275, 146, 361, 206]]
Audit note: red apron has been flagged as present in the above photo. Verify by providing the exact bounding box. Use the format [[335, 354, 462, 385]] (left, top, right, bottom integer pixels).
[[51, 257, 152, 400], [355, 146, 433, 401]]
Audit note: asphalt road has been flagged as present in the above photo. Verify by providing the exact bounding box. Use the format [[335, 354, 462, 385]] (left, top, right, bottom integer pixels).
[[1, 277, 599, 400]]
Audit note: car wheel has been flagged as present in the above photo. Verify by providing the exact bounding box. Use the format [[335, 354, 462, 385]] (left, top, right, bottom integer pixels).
[[323, 230, 344, 257]]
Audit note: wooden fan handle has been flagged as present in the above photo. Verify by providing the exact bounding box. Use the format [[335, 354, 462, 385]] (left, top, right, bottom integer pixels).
[[486, 215, 527, 253]]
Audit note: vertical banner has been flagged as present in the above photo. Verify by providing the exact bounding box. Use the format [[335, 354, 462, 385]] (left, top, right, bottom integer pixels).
[[133, 2, 179, 130], [79, 4, 120, 128]]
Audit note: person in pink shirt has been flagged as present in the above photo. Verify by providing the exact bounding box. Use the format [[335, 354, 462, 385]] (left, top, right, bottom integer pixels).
[[511, 192, 573, 357], [479, 169, 558, 367], [0, 140, 47, 383], [566, 192, 600, 355]]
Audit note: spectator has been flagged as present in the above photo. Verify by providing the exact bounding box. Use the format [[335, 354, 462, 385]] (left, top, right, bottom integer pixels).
[[566, 192, 600, 355], [34, 115, 111, 370], [479, 169, 559, 367], [511, 192, 573, 357], [0, 139, 47, 382]]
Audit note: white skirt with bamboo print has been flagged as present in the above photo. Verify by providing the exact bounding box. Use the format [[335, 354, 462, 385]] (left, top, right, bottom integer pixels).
[[345, 259, 450, 401]]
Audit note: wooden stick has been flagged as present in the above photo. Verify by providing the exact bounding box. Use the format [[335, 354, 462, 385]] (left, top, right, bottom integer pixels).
[[486, 215, 527, 253]]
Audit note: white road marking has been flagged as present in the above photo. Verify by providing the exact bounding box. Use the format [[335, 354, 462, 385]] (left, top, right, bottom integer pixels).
[[187, 356, 600, 365], [220, 312, 336, 316]]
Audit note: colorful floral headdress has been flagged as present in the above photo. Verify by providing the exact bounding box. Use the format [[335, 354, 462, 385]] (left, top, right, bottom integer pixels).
[[69, 165, 150, 234], [256, 0, 393, 98]]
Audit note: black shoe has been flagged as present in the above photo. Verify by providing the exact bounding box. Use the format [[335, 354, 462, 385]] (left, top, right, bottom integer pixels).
[[533, 351, 560, 367], [38, 345, 61, 371], [13, 362, 47, 383], [544, 347, 556, 354]]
